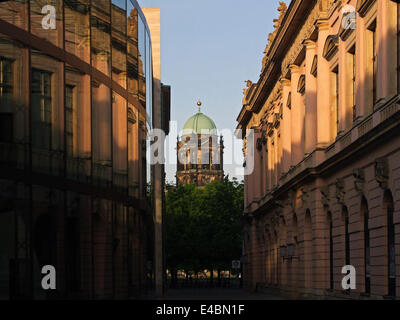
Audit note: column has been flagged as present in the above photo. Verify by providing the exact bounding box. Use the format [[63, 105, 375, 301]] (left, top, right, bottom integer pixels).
[[377, 0, 398, 101], [280, 78, 291, 173], [304, 40, 317, 154], [316, 20, 331, 146], [290, 64, 302, 166]]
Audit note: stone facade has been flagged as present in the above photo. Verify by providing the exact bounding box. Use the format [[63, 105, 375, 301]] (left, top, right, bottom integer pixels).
[[237, 0, 400, 299]]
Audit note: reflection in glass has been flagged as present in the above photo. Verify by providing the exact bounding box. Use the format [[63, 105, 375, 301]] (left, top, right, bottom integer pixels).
[[127, 3, 138, 96], [0, 35, 28, 159], [112, 1, 127, 88], [138, 16, 146, 107], [92, 80, 112, 185], [145, 34, 152, 128], [65, 64, 91, 181], [0, 57, 13, 142], [0, 0, 28, 30], [31, 69, 52, 150], [65, 0, 90, 63], [127, 104, 138, 197], [91, 1, 111, 76], [113, 91, 128, 190], [30, 0, 63, 47]]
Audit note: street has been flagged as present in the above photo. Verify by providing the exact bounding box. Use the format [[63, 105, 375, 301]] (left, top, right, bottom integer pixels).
[[160, 288, 285, 300]]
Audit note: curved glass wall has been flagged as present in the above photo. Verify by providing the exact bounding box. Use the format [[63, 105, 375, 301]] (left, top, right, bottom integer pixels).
[[0, 0, 153, 129], [0, 0, 154, 299], [0, 0, 154, 200]]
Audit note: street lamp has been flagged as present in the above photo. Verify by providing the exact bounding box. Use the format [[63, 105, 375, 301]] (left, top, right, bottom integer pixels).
[[287, 243, 299, 260], [279, 245, 287, 259]]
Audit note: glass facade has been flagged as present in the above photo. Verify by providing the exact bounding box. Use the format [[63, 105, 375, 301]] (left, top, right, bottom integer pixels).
[[0, 0, 155, 299]]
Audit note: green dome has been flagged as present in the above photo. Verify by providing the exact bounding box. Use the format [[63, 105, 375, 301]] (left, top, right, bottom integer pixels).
[[182, 112, 217, 135]]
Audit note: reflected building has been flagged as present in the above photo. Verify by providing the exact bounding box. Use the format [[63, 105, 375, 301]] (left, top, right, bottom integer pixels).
[[0, 0, 169, 299], [237, 0, 400, 299], [176, 101, 224, 187]]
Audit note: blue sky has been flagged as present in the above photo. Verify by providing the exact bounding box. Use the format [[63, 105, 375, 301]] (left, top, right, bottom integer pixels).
[[138, 0, 289, 183]]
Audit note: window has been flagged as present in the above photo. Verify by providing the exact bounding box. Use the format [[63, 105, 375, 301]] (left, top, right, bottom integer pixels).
[[385, 191, 396, 297], [343, 207, 350, 266], [0, 57, 13, 142], [32, 69, 52, 149], [65, 85, 75, 156], [367, 21, 377, 109], [330, 66, 339, 140], [347, 45, 356, 123], [327, 212, 334, 290], [398, 3, 400, 92], [362, 198, 370, 295]]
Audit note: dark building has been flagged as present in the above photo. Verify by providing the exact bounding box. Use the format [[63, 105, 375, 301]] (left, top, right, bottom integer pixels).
[[0, 0, 167, 299]]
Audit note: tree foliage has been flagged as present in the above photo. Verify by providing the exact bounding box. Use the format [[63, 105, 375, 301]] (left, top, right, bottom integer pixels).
[[165, 177, 244, 274]]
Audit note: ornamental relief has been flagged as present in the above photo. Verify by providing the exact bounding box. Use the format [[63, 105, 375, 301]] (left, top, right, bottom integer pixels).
[[260, 81, 283, 127], [281, 4, 320, 76]]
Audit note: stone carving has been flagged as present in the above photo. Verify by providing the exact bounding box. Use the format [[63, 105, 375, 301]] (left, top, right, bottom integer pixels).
[[320, 186, 330, 207], [261, 130, 268, 145], [243, 80, 253, 96], [375, 158, 389, 189], [300, 187, 310, 208], [353, 168, 365, 194], [335, 178, 345, 204], [262, 2, 288, 71], [281, 5, 319, 76], [256, 138, 263, 151], [286, 189, 296, 210]]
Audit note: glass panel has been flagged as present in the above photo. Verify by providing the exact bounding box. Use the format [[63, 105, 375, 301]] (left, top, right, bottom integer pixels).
[[91, 0, 111, 76], [30, 0, 63, 47], [112, 0, 127, 88], [145, 33, 152, 128], [0, 0, 28, 30], [113, 91, 128, 190], [65, 64, 91, 181], [92, 80, 112, 186], [0, 57, 13, 143], [65, 85, 75, 156], [0, 34, 28, 167], [65, 0, 90, 63], [31, 51, 61, 175], [127, 103, 138, 197], [127, 3, 138, 96], [138, 16, 146, 106], [31, 69, 52, 150]]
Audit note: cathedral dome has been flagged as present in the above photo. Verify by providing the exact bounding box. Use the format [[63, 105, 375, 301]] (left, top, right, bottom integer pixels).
[[182, 112, 217, 136]]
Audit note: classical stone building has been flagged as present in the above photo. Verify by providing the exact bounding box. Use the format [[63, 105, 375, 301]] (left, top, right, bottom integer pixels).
[[176, 101, 224, 187], [237, 0, 400, 299], [0, 0, 169, 299]]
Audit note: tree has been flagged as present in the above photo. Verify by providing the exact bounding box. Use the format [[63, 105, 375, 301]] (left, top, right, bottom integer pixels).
[[165, 178, 244, 286]]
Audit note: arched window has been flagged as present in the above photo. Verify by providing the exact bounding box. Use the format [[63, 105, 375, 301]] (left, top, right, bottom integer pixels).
[[304, 210, 312, 289], [384, 190, 396, 297], [327, 211, 334, 290], [279, 217, 287, 286], [343, 206, 350, 266], [361, 197, 370, 295], [291, 213, 299, 291]]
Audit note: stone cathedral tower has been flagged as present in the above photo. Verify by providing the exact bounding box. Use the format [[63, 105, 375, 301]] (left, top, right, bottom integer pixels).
[[176, 101, 224, 186]]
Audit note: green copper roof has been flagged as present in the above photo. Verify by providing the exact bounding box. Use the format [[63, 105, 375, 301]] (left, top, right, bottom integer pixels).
[[182, 112, 217, 135]]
